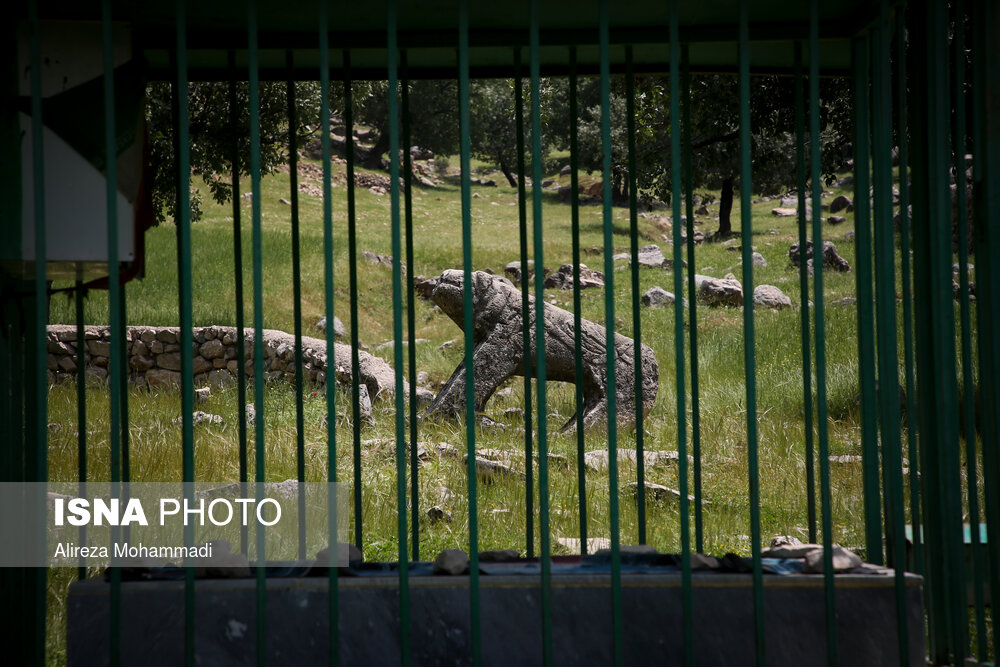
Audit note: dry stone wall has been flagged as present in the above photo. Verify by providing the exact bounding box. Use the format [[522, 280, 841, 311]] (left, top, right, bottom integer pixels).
[[46, 325, 404, 399]]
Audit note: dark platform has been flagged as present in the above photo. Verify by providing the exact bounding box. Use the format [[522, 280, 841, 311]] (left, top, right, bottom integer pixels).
[[68, 571, 924, 666]]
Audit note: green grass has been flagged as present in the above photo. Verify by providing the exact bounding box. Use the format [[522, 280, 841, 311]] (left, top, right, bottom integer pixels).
[[45, 156, 948, 662]]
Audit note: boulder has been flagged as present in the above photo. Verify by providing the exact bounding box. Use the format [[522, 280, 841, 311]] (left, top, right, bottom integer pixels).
[[543, 264, 605, 290], [753, 285, 792, 310], [698, 277, 744, 307]]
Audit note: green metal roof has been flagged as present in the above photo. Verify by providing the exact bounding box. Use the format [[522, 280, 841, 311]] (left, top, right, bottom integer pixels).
[[26, 1, 876, 79]]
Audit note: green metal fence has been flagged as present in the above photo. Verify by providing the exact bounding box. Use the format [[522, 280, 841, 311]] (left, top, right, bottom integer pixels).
[[2, 0, 998, 664]]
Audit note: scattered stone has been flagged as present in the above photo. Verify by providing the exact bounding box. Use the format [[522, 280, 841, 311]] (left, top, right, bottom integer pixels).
[[504, 260, 550, 284], [466, 455, 522, 481], [315, 316, 346, 339], [803, 546, 863, 573], [698, 277, 744, 307], [362, 251, 396, 271], [829, 194, 853, 214], [414, 386, 436, 408], [543, 263, 605, 290], [145, 368, 182, 389], [555, 537, 611, 553], [172, 411, 223, 426], [829, 297, 857, 307], [753, 285, 792, 310], [636, 244, 668, 268], [695, 205, 710, 216], [771, 208, 797, 217], [433, 548, 469, 575], [763, 543, 825, 558], [279, 198, 291, 206], [828, 215, 847, 225], [626, 482, 692, 503], [195, 387, 211, 403], [770, 535, 803, 549], [559, 164, 572, 176], [436, 443, 462, 458], [426, 506, 452, 522], [583, 448, 689, 471], [829, 454, 863, 464], [417, 371, 430, 385], [641, 287, 687, 308], [788, 240, 851, 274]]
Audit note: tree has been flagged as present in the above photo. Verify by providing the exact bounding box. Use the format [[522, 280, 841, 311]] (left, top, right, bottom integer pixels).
[[146, 80, 325, 225]]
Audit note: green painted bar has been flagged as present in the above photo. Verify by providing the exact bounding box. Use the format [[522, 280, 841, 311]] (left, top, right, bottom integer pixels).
[[342, 52, 364, 554], [227, 50, 250, 557], [598, 0, 623, 664], [457, 3, 481, 664], [386, 1, 413, 663], [679, 45, 703, 554], [624, 47, 646, 545], [567, 47, 587, 555], [400, 51, 420, 563], [870, 4, 909, 662], [286, 51, 307, 561], [29, 0, 48, 661], [811, 1, 837, 662], [317, 5, 340, 663], [893, 5, 922, 578], [513, 49, 535, 558], [529, 0, 554, 663], [852, 33, 882, 567], [970, 0, 1000, 658], [75, 281, 87, 581], [669, 6, 693, 666], [737, 4, 765, 664], [951, 0, 987, 659], [247, 1, 269, 662], [793, 40, 817, 545]]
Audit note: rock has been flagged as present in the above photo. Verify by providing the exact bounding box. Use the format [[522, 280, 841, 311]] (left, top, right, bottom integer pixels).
[[771, 207, 797, 217], [543, 264, 605, 290], [803, 546, 863, 573], [426, 506, 452, 522], [641, 287, 687, 308], [828, 215, 847, 224], [172, 411, 223, 426], [770, 535, 803, 549], [789, 240, 851, 274], [433, 548, 469, 575], [829, 194, 852, 213], [466, 455, 522, 481], [362, 251, 397, 271], [414, 386, 435, 408], [541, 179, 555, 187], [695, 205, 710, 216], [753, 285, 792, 310], [636, 244, 668, 268], [583, 448, 689, 471], [195, 387, 211, 403], [315, 543, 363, 566], [829, 454, 863, 464], [698, 277, 744, 307], [559, 164, 572, 176], [315, 316, 346, 339], [208, 369, 233, 388], [425, 270, 658, 433], [145, 368, 182, 389], [751, 252, 767, 267], [555, 537, 612, 553], [829, 297, 857, 307], [763, 543, 825, 558], [626, 482, 692, 503], [129, 355, 155, 372]]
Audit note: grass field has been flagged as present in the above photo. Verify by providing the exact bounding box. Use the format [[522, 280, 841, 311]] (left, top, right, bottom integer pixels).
[[43, 152, 977, 663]]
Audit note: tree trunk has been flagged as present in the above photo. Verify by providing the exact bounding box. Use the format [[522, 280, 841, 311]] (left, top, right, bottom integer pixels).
[[362, 130, 391, 170], [425, 270, 658, 433], [717, 176, 734, 238], [498, 154, 518, 188]]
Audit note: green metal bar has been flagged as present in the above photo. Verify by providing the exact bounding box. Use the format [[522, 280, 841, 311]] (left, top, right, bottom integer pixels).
[[317, 6, 339, 664], [598, 0, 622, 664], [567, 47, 587, 554], [457, 4, 481, 663], [343, 52, 364, 554], [625, 46, 646, 545], [793, 40, 817, 545], [669, 6, 693, 666], [400, 51, 420, 563], [738, 5, 765, 664], [75, 281, 87, 580], [287, 50, 307, 561], [811, 1, 837, 662], [227, 49, 250, 557], [513, 48, 535, 559], [871, 3, 910, 662], [247, 1, 268, 662], [530, 0, 554, 663], [28, 1, 48, 662], [971, 0, 1000, 659], [680, 44, 703, 554], [952, 0, 987, 659], [894, 5, 922, 578], [387, 2, 412, 664], [853, 33, 882, 567], [170, 1, 196, 664]]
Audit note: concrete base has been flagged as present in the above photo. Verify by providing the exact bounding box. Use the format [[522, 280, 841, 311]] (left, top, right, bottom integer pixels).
[[68, 571, 924, 666]]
